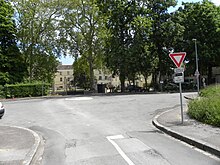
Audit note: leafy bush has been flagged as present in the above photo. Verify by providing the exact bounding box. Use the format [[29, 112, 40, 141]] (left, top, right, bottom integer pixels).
[[188, 84, 220, 127], [4, 82, 50, 98], [200, 85, 220, 97], [0, 85, 4, 98]]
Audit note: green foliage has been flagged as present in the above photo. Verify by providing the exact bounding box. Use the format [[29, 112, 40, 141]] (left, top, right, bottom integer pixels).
[[60, 0, 105, 90], [4, 82, 50, 98], [147, 0, 177, 87], [1, 0, 219, 93], [188, 85, 220, 127], [174, 1, 220, 82], [12, 0, 61, 82], [0, 0, 27, 85], [30, 50, 59, 83], [97, 0, 154, 91], [0, 85, 4, 98], [73, 57, 90, 89], [188, 96, 220, 127], [200, 85, 220, 97]]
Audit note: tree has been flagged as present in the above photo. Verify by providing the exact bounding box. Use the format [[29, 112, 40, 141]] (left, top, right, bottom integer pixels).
[[12, 0, 62, 82], [97, 0, 152, 92], [59, 0, 105, 91], [147, 0, 177, 88], [175, 1, 220, 84], [0, 0, 27, 85], [73, 57, 90, 89]]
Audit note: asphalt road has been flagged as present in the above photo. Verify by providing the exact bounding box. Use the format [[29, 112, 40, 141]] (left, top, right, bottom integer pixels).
[[1, 93, 220, 165]]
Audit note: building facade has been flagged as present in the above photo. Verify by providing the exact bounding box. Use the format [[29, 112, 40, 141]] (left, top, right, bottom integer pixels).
[[53, 65, 74, 91], [54, 65, 149, 92]]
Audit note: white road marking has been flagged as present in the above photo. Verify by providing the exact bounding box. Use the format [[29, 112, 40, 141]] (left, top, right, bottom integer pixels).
[[65, 97, 93, 101], [106, 135, 135, 165]]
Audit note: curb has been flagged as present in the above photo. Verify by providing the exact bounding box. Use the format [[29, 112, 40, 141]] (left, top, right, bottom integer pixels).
[[8, 126, 41, 165], [152, 110, 220, 158], [0, 92, 169, 102]]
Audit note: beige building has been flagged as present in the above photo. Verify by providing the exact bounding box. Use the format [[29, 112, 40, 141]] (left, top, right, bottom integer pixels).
[[54, 65, 149, 92], [94, 69, 120, 88], [53, 65, 74, 91]]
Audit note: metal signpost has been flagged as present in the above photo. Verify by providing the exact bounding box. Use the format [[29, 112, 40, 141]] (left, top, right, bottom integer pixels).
[[169, 52, 186, 124]]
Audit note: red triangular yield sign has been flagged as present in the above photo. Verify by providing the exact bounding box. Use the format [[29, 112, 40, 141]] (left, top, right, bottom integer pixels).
[[169, 52, 186, 68]]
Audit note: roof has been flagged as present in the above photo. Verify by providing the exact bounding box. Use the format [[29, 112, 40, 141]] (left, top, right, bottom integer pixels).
[[57, 65, 73, 70]]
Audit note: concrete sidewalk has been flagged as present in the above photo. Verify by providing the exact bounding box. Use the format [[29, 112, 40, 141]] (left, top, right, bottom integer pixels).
[[0, 126, 41, 165], [153, 106, 220, 158]]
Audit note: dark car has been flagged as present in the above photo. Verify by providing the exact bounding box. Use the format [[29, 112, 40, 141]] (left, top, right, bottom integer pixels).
[[181, 82, 196, 91], [164, 83, 179, 92], [0, 102, 5, 119], [126, 85, 143, 92]]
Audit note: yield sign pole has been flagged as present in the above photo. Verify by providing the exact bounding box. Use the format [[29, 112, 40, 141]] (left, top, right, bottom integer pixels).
[[169, 52, 186, 68], [179, 82, 184, 124]]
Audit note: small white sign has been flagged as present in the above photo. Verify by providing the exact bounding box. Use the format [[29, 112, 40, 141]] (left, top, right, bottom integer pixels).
[[174, 72, 184, 83], [174, 67, 184, 73]]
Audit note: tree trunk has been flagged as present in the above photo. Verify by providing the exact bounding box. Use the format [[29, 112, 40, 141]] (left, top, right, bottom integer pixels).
[[144, 74, 148, 89], [120, 74, 125, 92], [151, 69, 159, 90], [89, 60, 94, 91]]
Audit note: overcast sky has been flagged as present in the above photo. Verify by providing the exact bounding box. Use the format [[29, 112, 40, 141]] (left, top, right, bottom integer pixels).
[[60, 0, 220, 65], [179, 0, 220, 5]]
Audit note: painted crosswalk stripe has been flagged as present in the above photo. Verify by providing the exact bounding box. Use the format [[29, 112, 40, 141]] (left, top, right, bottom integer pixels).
[[106, 135, 135, 165]]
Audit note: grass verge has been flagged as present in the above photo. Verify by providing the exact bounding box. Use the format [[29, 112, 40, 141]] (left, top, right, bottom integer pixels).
[[188, 85, 220, 127]]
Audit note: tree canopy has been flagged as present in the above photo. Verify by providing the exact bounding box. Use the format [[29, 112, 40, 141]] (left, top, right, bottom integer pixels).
[[59, 0, 105, 90], [0, 0, 27, 85], [12, 0, 62, 83], [173, 0, 220, 83], [0, 0, 220, 91]]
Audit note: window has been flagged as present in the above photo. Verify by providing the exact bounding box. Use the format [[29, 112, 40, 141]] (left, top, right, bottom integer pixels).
[[99, 76, 102, 80], [67, 71, 70, 75], [60, 78, 63, 82], [105, 76, 108, 80], [60, 72, 62, 75], [67, 78, 70, 81], [99, 70, 101, 74]]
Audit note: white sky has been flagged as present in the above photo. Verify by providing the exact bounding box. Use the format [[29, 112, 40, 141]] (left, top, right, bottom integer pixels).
[[60, 0, 220, 65], [59, 55, 74, 65], [211, 0, 220, 6]]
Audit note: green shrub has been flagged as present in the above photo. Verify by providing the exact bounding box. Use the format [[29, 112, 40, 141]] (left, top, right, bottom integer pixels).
[[4, 82, 51, 98], [0, 85, 4, 98], [188, 84, 220, 127], [200, 84, 220, 97]]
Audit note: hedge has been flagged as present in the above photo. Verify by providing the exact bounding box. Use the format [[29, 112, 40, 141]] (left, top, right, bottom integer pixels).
[[0, 85, 4, 98], [4, 82, 51, 98]]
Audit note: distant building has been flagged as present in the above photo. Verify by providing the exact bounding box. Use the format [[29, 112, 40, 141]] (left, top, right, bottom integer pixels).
[[53, 65, 74, 91], [94, 69, 120, 88], [53, 65, 150, 93]]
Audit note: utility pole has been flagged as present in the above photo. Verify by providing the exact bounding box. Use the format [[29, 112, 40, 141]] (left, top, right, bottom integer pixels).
[[192, 39, 200, 95]]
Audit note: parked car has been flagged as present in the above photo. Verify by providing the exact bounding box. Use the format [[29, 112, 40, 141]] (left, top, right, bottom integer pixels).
[[181, 82, 196, 91], [126, 85, 143, 92], [0, 102, 5, 119], [164, 82, 179, 92]]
